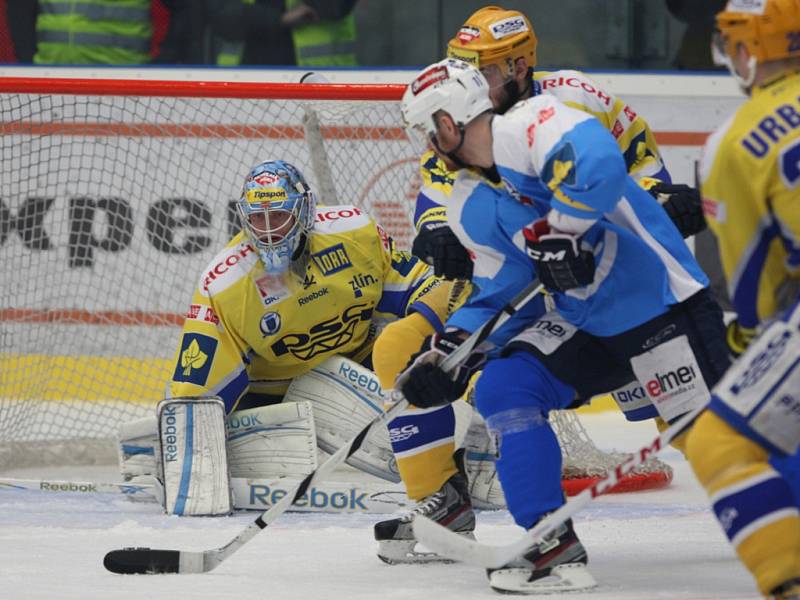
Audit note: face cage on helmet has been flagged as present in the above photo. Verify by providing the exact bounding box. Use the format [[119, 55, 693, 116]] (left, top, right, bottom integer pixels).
[[237, 192, 313, 274]]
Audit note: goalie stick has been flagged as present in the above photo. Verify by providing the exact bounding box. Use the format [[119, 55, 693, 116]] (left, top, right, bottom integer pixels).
[[0, 477, 158, 500], [103, 280, 544, 575], [0, 476, 415, 514], [412, 404, 703, 569]]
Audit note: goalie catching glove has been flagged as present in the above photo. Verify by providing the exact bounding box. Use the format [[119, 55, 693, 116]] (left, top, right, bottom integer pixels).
[[396, 329, 487, 408], [412, 221, 473, 280], [523, 219, 595, 292]]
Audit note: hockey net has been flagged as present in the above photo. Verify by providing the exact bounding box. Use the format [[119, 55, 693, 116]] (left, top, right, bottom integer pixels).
[[0, 77, 670, 494]]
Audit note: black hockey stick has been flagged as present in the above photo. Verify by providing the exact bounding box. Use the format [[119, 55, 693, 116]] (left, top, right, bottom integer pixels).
[[103, 280, 544, 575]]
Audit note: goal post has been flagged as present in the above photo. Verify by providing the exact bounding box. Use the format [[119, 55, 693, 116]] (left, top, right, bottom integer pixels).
[[0, 76, 670, 494]]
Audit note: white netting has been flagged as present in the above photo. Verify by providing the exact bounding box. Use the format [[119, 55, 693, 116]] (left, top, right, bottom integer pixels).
[[0, 81, 669, 489]]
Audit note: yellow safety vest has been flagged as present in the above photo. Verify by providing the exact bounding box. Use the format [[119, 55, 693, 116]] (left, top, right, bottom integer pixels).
[[34, 0, 152, 65], [287, 0, 357, 67]]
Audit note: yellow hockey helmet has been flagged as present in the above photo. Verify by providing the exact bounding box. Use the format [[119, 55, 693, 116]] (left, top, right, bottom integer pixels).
[[446, 6, 537, 79], [714, 0, 800, 66]]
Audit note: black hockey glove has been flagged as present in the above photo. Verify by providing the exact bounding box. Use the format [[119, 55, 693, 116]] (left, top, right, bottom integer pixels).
[[411, 221, 474, 280], [522, 219, 595, 292], [396, 330, 487, 409], [650, 182, 707, 238]]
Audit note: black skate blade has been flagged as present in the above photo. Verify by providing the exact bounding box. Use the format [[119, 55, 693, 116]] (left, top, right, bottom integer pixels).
[[104, 547, 181, 574]]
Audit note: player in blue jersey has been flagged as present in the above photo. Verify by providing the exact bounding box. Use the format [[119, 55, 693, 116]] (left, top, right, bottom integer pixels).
[[685, 2, 800, 598], [395, 58, 731, 594], [371, 6, 708, 568]]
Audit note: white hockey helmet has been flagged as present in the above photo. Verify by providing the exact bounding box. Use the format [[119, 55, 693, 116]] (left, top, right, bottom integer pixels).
[[401, 58, 493, 151]]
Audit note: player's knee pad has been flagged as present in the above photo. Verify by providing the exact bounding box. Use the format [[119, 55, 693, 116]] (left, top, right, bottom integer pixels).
[[158, 397, 232, 516], [372, 312, 436, 390]]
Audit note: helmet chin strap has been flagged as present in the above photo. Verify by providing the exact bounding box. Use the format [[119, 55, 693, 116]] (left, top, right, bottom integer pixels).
[[432, 123, 471, 169]]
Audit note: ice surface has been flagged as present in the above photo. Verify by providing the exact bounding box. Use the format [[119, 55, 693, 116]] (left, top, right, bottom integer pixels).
[[0, 412, 760, 600]]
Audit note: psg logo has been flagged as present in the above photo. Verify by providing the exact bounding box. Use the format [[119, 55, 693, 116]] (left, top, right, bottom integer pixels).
[[260, 312, 281, 337]]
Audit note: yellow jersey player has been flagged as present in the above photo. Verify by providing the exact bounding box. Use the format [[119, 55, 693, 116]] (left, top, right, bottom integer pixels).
[[370, 5, 706, 564], [686, 1, 800, 598], [125, 159, 451, 516]]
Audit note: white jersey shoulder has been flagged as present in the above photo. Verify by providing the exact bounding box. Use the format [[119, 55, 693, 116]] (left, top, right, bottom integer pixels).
[[198, 234, 259, 298], [535, 69, 616, 114], [494, 94, 593, 175], [313, 204, 373, 235]]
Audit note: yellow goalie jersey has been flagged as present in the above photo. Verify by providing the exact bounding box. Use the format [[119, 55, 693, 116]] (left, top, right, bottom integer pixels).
[[168, 205, 439, 412], [700, 71, 800, 329], [414, 68, 667, 230]]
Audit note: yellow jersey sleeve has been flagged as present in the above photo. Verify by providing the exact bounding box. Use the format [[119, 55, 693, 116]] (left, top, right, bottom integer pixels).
[[414, 151, 455, 230], [700, 72, 800, 327], [534, 70, 667, 181]]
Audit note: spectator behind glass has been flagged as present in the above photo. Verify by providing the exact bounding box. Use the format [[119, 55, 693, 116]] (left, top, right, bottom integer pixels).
[[4, 0, 204, 64], [666, 0, 727, 70], [208, 0, 358, 66]]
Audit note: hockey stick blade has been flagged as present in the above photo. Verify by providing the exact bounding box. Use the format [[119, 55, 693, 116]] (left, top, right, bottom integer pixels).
[[102, 398, 409, 574], [413, 404, 702, 568], [103, 280, 545, 575], [104, 548, 185, 574]]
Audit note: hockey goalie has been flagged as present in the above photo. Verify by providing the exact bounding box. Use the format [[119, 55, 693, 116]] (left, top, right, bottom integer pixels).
[[116, 158, 501, 519]]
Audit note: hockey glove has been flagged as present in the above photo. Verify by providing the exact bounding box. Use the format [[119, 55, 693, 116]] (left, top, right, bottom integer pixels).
[[396, 330, 487, 409], [412, 222, 473, 280], [726, 319, 757, 357], [650, 182, 707, 238], [523, 219, 595, 292]]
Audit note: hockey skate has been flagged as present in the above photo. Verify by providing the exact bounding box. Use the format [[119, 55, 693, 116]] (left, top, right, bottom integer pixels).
[[487, 518, 596, 594], [374, 472, 475, 564]]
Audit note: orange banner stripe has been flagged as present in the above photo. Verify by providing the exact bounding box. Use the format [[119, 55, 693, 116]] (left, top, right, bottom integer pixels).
[[0, 122, 707, 145], [0, 308, 183, 326]]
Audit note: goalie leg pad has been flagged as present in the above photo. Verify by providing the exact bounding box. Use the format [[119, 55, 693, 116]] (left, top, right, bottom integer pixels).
[[159, 397, 232, 516], [461, 409, 506, 510], [118, 415, 160, 481], [284, 356, 400, 482], [227, 401, 317, 479]]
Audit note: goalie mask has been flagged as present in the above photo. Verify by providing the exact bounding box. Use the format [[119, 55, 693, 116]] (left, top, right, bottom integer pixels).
[[238, 160, 316, 275], [713, 0, 800, 89], [401, 58, 493, 160]]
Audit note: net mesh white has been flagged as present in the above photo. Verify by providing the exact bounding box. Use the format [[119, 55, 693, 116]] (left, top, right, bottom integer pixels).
[[0, 80, 669, 490]]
